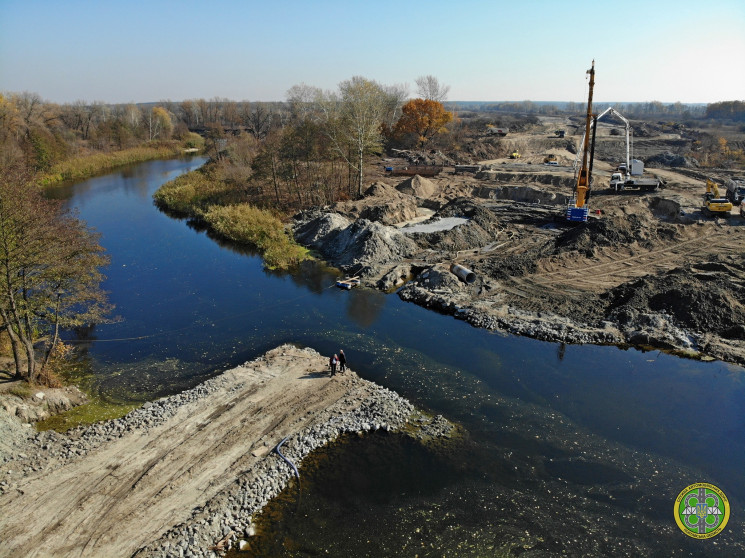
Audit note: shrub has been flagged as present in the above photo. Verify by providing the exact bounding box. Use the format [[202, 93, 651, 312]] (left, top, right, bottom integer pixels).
[[203, 204, 309, 269], [37, 144, 183, 186]]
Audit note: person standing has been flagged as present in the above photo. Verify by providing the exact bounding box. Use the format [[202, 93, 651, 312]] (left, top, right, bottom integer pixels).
[[338, 350, 347, 374], [329, 354, 338, 376]]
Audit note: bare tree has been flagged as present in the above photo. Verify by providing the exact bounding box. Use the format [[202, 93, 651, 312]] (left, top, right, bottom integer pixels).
[[415, 75, 450, 103], [383, 83, 409, 129], [316, 77, 390, 198], [286, 83, 322, 121], [241, 102, 274, 141]]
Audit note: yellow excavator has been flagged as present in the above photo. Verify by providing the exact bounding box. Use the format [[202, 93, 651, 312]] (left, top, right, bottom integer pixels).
[[703, 179, 733, 216]]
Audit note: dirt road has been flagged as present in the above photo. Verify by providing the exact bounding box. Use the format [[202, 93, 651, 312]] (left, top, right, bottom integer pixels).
[[0, 345, 412, 557]]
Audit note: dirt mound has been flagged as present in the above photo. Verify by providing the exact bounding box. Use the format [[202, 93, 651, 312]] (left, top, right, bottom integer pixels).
[[330, 182, 420, 226], [363, 182, 400, 198], [294, 210, 351, 247], [604, 258, 745, 339], [409, 198, 503, 252], [645, 151, 699, 168], [554, 211, 679, 257], [396, 175, 438, 198], [390, 149, 455, 166], [293, 212, 418, 276]]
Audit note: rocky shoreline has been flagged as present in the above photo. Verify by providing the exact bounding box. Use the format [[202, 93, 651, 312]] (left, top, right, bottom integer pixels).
[[292, 191, 745, 367], [0, 345, 454, 557]]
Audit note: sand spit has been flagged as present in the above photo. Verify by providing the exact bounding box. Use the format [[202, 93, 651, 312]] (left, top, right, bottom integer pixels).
[[0, 345, 450, 557]]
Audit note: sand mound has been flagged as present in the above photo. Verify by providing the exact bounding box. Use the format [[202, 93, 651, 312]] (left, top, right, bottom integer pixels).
[[396, 175, 438, 198]]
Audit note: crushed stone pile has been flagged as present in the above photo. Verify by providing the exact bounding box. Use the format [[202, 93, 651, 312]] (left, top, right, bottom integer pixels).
[[294, 212, 419, 276]]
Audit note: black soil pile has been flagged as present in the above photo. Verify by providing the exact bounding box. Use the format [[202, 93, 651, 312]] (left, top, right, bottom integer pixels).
[[410, 198, 503, 252], [603, 258, 745, 340], [553, 213, 679, 257]]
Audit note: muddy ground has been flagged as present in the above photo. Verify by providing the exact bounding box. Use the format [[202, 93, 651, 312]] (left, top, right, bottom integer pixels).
[[294, 117, 745, 366]]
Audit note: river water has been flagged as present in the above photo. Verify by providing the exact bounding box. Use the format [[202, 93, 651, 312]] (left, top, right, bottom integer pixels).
[[48, 158, 745, 555]]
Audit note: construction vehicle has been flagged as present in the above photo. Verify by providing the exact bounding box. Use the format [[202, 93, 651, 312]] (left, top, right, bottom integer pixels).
[[609, 161, 660, 192], [567, 61, 595, 222], [703, 179, 733, 216], [544, 153, 557, 163], [589, 106, 660, 192], [725, 177, 745, 205], [486, 125, 508, 136], [509, 150, 521, 159]]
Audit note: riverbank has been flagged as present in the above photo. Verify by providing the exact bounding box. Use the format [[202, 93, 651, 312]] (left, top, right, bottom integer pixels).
[[291, 173, 745, 367], [0, 344, 452, 557], [37, 142, 199, 187], [153, 167, 310, 269]]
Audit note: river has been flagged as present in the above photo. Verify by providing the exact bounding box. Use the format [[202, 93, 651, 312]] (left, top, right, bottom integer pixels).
[[48, 157, 745, 555]]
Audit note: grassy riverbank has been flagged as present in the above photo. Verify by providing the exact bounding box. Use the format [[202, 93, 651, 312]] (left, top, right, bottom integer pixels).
[[37, 140, 201, 186], [154, 168, 310, 270]]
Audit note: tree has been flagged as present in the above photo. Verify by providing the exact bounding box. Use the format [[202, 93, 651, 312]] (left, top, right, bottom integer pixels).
[[241, 102, 274, 141], [415, 75, 450, 103], [146, 106, 173, 141], [391, 98, 453, 146], [0, 166, 110, 383], [317, 76, 391, 198]]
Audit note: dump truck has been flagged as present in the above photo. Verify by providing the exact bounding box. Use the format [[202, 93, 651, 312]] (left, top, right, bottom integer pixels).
[[725, 177, 745, 205]]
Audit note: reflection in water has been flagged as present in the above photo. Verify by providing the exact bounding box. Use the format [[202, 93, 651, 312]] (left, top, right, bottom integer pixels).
[[283, 260, 339, 295], [345, 287, 386, 328], [52, 157, 745, 555]]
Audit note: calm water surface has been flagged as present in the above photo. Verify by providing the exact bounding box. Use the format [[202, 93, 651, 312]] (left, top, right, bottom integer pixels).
[[49, 158, 745, 555]]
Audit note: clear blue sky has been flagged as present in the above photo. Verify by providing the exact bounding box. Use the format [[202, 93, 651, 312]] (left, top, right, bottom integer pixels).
[[1, 0, 743, 105]]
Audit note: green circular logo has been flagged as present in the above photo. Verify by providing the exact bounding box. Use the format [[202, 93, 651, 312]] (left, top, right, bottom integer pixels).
[[674, 483, 730, 539]]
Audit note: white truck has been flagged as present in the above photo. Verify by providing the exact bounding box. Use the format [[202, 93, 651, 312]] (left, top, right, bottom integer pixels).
[[609, 159, 660, 192]]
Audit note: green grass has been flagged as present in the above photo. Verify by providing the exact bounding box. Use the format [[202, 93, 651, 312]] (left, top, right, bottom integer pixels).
[[152, 169, 226, 214], [7, 383, 33, 399], [35, 399, 138, 432]]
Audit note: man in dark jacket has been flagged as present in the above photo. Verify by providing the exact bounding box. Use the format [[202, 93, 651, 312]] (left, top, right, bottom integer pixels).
[[338, 350, 347, 373]]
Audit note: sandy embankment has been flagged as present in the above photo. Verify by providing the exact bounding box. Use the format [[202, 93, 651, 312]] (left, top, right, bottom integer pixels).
[[0, 345, 441, 557]]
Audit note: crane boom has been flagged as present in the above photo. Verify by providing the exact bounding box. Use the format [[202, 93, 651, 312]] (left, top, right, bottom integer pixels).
[[595, 107, 630, 172], [567, 61, 595, 222]]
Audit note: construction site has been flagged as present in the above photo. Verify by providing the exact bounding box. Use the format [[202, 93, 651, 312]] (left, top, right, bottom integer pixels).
[[294, 65, 745, 366]]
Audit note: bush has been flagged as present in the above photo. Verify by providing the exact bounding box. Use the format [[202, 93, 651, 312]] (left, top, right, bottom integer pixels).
[[203, 204, 309, 269]]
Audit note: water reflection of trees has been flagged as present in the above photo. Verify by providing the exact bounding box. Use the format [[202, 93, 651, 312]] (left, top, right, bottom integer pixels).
[[280, 260, 338, 294], [346, 288, 386, 328]]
